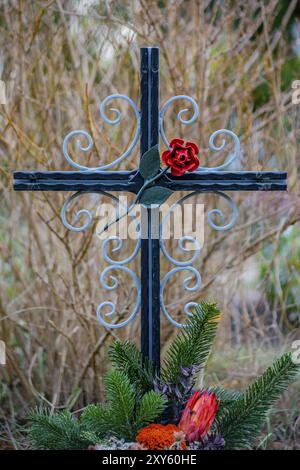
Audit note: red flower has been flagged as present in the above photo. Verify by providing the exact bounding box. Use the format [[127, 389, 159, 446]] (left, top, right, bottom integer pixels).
[[179, 391, 220, 442], [162, 138, 200, 176]]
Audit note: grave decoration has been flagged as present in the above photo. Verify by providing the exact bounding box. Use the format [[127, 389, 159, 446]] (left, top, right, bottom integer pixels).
[[13, 47, 297, 450]]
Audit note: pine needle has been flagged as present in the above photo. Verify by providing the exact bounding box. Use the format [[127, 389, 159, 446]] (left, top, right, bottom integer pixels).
[[161, 302, 220, 383], [217, 353, 299, 449]]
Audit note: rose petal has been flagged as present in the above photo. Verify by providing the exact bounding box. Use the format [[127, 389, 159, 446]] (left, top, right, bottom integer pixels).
[[162, 150, 171, 165], [170, 138, 184, 148], [186, 160, 199, 172], [185, 163, 196, 171], [166, 155, 176, 166], [171, 160, 186, 171], [186, 142, 199, 154], [193, 158, 200, 168], [174, 149, 189, 165], [173, 156, 186, 166], [171, 167, 185, 176], [186, 146, 195, 157], [172, 144, 187, 152]]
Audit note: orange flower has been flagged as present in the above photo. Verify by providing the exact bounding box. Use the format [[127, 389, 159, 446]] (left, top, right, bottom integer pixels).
[[136, 423, 187, 450], [179, 391, 220, 442]]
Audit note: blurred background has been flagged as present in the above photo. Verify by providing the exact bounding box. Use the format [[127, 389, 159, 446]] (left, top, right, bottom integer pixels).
[[0, 0, 300, 449]]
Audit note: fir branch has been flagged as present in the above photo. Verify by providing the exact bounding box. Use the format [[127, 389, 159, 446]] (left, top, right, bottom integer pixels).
[[80, 404, 112, 438], [217, 353, 299, 449], [135, 390, 167, 430], [108, 340, 155, 394], [206, 386, 242, 403], [104, 369, 136, 439], [207, 386, 241, 412], [80, 430, 102, 446], [161, 302, 220, 383], [28, 408, 87, 450], [205, 386, 242, 431]]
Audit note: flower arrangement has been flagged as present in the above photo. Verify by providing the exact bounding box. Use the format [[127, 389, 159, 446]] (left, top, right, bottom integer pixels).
[[27, 302, 299, 450]]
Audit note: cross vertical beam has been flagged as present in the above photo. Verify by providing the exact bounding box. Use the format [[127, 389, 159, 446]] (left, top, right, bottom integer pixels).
[[140, 47, 160, 369]]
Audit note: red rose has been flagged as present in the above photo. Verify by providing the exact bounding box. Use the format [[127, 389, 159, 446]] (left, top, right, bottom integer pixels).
[[162, 138, 200, 176]]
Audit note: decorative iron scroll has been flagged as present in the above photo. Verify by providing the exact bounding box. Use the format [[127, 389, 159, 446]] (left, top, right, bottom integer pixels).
[[60, 91, 240, 329], [61, 190, 141, 329], [159, 95, 199, 150], [159, 96, 240, 171], [159, 191, 238, 328], [158, 95, 240, 327], [62, 94, 140, 171]]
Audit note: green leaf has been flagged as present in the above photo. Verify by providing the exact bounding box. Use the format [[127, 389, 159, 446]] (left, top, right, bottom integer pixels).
[[140, 144, 161, 179], [138, 186, 173, 206]]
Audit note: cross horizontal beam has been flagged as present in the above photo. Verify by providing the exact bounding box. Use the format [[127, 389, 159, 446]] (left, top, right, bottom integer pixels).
[[13, 170, 287, 193]]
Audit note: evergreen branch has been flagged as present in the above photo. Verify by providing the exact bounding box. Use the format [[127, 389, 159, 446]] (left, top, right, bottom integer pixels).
[[205, 386, 242, 430], [135, 391, 167, 431], [104, 369, 136, 439], [28, 408, 87, 450], [217, 353, 299, 449], [161, 302, 220, 383], [206, 386, 242, 416], [80, 430, 101, 445], [80, 404, 113, 438], [108, 340, 155, 394], [206, 386, 242, 406]]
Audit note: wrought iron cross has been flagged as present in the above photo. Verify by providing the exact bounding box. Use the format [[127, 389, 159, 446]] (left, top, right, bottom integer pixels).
[[13, 47, 287, 370]]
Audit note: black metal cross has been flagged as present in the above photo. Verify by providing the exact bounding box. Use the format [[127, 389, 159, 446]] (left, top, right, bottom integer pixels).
[[13, 47, 287, 370]]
